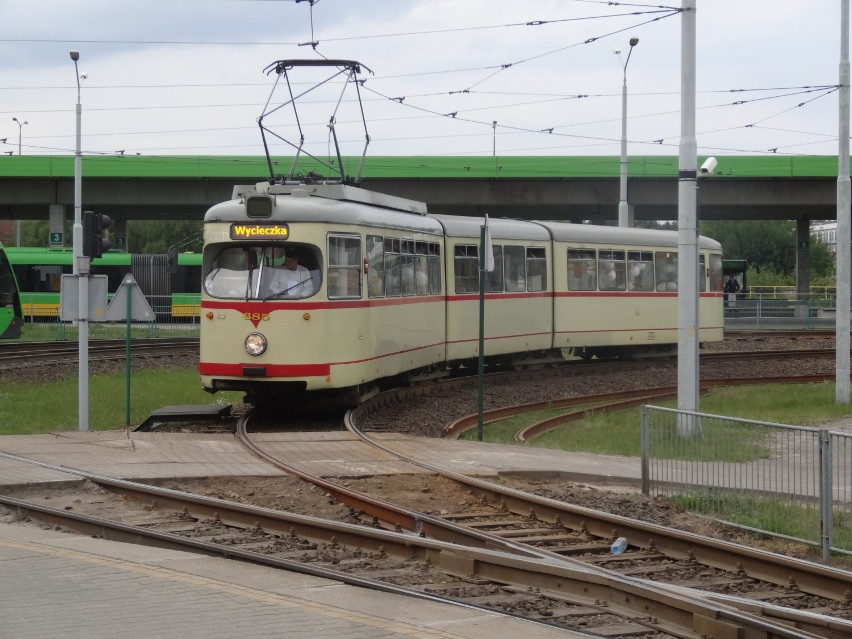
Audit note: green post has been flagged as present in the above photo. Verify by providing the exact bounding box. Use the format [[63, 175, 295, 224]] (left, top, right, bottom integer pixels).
[[125, 280, 132, 428], [477, 224, 486, 442]]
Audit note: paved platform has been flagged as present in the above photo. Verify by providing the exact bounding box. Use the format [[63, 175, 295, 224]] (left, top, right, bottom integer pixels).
[[0, 522, 586, 639], [0, 431, 633, 638], [0, 430, 641, 489]]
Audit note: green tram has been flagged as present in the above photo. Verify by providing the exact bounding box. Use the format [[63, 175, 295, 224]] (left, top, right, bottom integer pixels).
[[6, 248, 202, 322], [0, 242, 23, 338]]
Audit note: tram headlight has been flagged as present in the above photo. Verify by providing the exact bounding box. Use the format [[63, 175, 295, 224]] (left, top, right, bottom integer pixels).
[[245, 332, 268, 356]]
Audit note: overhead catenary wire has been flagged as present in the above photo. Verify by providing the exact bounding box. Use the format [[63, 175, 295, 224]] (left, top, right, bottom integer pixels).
[[0, 3, 840, 157], [5, 78, 841, 158]]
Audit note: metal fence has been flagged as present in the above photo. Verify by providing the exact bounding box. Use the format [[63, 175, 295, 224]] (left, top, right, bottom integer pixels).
[[725, 298, 840, 330], [640, 405, 852, 561], [15, 294, 199, 342]]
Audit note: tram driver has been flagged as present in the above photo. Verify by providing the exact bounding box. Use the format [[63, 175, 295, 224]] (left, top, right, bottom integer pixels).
[[267, 247, 314, 297]]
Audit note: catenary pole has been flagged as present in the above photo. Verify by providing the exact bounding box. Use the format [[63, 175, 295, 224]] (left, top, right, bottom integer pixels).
[[838, 0, 850, 404], [677, 0, 699, 431]]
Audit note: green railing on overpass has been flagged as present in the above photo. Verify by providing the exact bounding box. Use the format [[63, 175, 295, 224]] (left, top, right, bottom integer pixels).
[[0, 155, 846, 180]]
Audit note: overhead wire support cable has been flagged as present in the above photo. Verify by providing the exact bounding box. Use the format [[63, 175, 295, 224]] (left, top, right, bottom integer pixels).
[[449, 8, 681, 93], [295, 0, 321, 49]]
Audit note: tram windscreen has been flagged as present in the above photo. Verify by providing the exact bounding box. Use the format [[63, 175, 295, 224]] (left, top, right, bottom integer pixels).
[[204, 245, 320, 300]]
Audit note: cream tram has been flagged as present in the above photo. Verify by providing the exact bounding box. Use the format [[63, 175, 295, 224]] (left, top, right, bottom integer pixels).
[[200, 182, 724, 403]]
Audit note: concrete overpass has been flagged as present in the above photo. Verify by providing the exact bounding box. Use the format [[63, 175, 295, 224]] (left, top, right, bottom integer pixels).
[[0, 154, 845, 226]]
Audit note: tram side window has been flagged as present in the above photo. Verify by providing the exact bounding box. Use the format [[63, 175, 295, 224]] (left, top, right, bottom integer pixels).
[[327, 235, 361, 299], [384, 238, 401, 297], [427, 243, 442, 294], [598, 249, 626, 291], [526, 247, 547, 291], [567, 249, 597, 291], [400, 240, 416, 296], [367, 235, 385, 298], [627, 251, 654, 292], [15, 263, 65, 293], [454, 245, 479, 293], [698, 254, 706, 292], [486, 245, 503, 292], [0, 252, 18, 304], [504, 246, 526, 292], [171, 259, 202, 296], [413, 241, 430, 295], [708, 254, 723, 292], [655, 252, 678, 291]]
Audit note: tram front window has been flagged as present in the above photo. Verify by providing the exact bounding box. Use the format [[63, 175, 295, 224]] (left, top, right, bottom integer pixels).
[[204, 245, 320, 300]]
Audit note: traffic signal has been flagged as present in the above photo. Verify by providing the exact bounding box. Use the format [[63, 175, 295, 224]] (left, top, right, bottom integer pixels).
[[82, 211, 113, 259]]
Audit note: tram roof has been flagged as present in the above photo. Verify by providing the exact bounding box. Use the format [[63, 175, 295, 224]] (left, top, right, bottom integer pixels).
[[537, 221, 722, 250], [431, 215, 551, 241], [207, 183, 444, 234]]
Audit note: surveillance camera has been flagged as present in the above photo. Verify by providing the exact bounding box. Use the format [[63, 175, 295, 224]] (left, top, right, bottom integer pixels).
[[70, 51, 79, 61], [699, 157, 718, 175]]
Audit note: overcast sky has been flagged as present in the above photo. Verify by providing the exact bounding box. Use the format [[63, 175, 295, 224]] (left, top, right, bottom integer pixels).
[[0, 0, 846, 160]]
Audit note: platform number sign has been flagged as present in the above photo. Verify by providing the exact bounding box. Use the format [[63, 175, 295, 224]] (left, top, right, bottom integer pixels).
[[49, 232, 63, 246], [115, 236, 126, 248]]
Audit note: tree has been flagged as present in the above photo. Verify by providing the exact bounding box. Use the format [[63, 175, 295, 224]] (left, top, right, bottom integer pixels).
[[809, 237, 835, 282], [700, 220, 797, 275], [16, 219, 203, 254], [19, 220, 55, 247], [126, 220, 202, 254]]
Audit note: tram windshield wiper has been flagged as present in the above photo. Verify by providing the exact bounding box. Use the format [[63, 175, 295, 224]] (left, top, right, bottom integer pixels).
[[263, 278, 311, 301]]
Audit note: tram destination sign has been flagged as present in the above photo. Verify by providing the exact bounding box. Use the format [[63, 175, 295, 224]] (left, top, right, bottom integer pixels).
[[230, 223, 289, 240]]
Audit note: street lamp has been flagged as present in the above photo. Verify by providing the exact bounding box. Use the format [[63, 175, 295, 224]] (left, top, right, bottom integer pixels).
[[11, 117, 28, 155], [615, 37, 639, 228], [70, 50, 90, 432]]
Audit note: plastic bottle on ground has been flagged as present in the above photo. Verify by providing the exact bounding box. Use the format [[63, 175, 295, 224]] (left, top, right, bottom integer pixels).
[[610, 537, 628, 555]]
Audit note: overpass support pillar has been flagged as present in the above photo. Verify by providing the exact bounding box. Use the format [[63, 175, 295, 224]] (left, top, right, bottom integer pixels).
[[48, 204, 65, 248], [113, 218, 127, 251], [796, 216, 811, 303]]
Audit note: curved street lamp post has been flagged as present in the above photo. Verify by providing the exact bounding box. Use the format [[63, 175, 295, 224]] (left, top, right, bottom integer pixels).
[[616, 37, 639, 228], [11, 116, 27, 155]]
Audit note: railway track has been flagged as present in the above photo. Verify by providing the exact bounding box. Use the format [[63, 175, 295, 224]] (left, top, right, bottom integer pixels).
[[0, 338, 197, 370], [2, 335, 850, 636], [0, 452, 846, 639], [9, 368, 852, 638], [345, 398, 852, 613], [0, 333, 838, 371]]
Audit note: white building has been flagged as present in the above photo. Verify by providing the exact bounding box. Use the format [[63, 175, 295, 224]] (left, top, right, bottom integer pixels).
[[812, 221, 837, 252]]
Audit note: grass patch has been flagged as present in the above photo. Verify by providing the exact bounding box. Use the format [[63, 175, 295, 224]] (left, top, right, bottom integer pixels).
[[460, 402, 612, 445], [17, 322, 199, 342], [1, 369, 240, 434], [469, 382, 852, 461], [672, 488, 852, 553]]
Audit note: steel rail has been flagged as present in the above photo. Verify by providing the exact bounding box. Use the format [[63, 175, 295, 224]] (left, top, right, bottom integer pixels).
[[0, 479, 832, 639], [346, 392, 852, 605], [235, 410, 545, 557]]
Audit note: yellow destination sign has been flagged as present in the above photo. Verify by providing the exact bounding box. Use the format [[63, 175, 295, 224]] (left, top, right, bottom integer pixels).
[[230, 224, 289, 240]]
